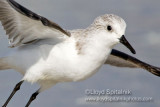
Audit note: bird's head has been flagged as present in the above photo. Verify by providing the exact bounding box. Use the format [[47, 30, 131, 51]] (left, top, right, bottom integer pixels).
[[92, 14, 136, 54]]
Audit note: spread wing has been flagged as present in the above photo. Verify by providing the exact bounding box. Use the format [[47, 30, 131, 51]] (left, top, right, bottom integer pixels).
[[105, 49, 160, 77], [0, 0, 70, 47]]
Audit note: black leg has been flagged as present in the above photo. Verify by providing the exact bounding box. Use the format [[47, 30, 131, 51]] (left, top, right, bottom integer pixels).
[[25, 90, 39, 107], [2, 80, 24, 107]]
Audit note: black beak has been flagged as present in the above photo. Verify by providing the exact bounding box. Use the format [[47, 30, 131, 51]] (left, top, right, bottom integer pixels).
[[120, 35, 136, 54]]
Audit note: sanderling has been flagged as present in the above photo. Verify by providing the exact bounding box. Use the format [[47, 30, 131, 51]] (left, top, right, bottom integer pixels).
[[0, 0, 160, 107]]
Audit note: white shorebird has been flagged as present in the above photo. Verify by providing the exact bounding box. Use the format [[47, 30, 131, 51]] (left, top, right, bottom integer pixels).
[[0, 0, 160, 107]]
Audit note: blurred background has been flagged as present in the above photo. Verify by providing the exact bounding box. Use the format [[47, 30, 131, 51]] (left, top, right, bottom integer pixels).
[[0, 0, 160, 107]]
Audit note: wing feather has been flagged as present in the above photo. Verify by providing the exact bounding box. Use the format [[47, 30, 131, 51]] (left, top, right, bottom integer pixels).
[[0, 0, 70, 47], [105, 49, 160, 77]]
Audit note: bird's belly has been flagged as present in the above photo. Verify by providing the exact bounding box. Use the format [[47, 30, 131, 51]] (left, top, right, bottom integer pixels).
[[23, 55, 104, 83], [43, 57, 105, 82]]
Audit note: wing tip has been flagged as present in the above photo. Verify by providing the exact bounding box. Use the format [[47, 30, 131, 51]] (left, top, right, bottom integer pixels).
[[147, 65, 160, 77]]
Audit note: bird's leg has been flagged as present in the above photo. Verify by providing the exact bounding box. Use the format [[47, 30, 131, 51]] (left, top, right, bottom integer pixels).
[[2, 80, 24, 107], [25, 90, 39, 107]]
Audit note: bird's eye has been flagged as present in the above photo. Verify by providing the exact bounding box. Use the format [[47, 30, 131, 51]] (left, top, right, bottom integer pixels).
[[107, 25, 112, 31]]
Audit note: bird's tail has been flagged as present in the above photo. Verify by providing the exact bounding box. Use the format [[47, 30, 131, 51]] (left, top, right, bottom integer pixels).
[[0, 57, 11, 70]]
